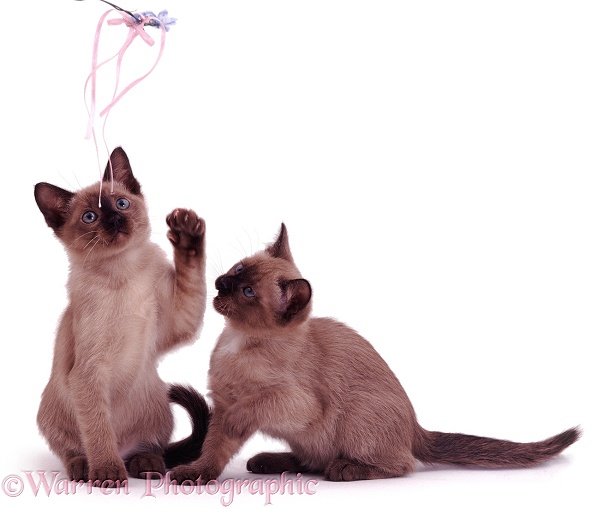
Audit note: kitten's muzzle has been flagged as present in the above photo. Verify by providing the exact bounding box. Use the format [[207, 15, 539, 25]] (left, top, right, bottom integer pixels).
[[102, 211, 125, 232], [215, 275, 237, 296]]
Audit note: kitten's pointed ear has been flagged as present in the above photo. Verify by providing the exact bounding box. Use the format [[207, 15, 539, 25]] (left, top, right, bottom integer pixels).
[[34, 183, 75, 231], [279, 278, 312, 323], [103, 147, 142, 195], [266, 223, 294, 262]]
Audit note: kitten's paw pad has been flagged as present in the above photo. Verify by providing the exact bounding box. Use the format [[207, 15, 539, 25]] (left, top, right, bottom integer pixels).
[[89, 461, 128, 487], [67, 455, 89, 481], [169, 466, 212, 485], [166, 208, 205, 255], [127, 452, 166, 479]]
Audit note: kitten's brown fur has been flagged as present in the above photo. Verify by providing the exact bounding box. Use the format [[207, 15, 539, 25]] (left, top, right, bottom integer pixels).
[[171, 223, 580, 483], [35, 147, 208, 485]]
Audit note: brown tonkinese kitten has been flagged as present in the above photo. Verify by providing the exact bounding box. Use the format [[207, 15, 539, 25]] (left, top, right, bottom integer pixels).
[[35, 147, 208, 485], [171, 223, 580, 483]]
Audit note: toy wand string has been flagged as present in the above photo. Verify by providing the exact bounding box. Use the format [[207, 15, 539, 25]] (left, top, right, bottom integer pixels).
[[76, 0, 174, 202]]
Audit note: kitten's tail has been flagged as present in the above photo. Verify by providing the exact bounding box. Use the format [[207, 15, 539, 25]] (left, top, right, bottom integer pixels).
[[164, 384, 211, 469], [413, 425, 581, 468]]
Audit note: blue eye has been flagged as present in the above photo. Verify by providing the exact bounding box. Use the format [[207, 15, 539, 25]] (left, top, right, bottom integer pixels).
[[235, 264, 244, 274], [82, 211, 98, 224], [243, 287, 255, 298], [116, 197, 130, 210]]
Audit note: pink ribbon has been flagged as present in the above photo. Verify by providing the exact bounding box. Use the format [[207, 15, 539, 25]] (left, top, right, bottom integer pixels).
[[84, 9, 166, 200]]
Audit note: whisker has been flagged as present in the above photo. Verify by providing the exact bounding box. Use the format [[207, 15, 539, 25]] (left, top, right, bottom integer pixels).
[[68, 230, 98, 249], [209, 265, 223, 282], [235, 236, 249, 260], [83, 237, 101, 268], [244, 229, 260, 259], [72, 171, 82, 189], [208, 248, 226, 280], [56, 171, 77, 192], [83, 233, 101, 251]]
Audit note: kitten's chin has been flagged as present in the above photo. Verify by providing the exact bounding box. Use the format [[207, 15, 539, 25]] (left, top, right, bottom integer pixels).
[[213, 296, 230, 317], [111, 231, 129, 244]]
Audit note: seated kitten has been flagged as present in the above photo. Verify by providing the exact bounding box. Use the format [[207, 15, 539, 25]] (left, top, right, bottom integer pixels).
[[35, 147, 209, 485], [171, 224, 580, 483]]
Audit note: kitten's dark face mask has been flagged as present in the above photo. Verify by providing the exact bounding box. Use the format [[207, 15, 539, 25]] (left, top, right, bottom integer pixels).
[[213, 262, 266, 325], [75, 193, 137, 248], [34, 147, 150, 261], [213, 224, 312, 330]]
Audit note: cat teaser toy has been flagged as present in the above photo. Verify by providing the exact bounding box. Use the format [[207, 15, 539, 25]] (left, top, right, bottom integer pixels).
[[77, 0, 175, 203]]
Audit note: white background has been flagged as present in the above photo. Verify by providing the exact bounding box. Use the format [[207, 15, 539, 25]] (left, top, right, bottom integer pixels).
[[0, 1, 601, 507]]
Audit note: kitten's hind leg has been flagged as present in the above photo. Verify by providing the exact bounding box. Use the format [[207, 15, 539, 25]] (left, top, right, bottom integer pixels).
[[127, 449, 166, 479], [247, 452, 306, 475], [324, 458, 411, 482]]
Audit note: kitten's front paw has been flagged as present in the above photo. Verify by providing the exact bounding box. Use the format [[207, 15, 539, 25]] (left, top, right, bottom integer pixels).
[[169, 465, 215, 485], [67, 455, 89, 481], [127, 451, 166, 479], [166, 208, 205, 257], [89, 460, 128, 487]]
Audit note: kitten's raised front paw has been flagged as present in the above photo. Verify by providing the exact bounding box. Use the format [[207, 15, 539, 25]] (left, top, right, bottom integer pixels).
[[127, 451, 166, 479], [166, 208, 205, 257], [88, 460, 128, 487], [67, 455, 89, 481]]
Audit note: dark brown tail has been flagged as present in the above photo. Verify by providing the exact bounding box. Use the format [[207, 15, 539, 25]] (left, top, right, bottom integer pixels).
[[413, 426, 581, 468], [164, 384, 211, 469]]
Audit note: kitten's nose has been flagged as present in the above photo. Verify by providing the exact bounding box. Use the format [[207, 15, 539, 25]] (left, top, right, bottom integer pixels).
[[216, 275, 237, 295], [106, 212, 123, 228]]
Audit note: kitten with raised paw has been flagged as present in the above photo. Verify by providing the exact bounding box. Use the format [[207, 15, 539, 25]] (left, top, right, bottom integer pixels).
[[170, 223, 580, 484], [34, 147, 209, 486]]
